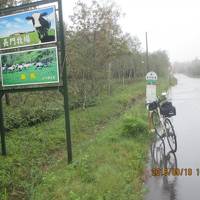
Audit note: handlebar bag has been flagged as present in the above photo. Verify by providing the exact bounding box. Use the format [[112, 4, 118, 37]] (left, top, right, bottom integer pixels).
[[148, 101, 158, 111]]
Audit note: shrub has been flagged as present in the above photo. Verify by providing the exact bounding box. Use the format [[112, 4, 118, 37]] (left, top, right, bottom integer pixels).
[[5, 106, 62, 130], [122, 116, 147, 137]]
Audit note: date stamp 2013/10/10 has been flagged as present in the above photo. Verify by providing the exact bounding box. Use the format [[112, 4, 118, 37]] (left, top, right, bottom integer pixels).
[[152, 168, 200, 176]]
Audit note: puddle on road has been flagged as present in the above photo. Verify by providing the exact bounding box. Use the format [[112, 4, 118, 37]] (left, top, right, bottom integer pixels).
[[144, 74, 200, 200]]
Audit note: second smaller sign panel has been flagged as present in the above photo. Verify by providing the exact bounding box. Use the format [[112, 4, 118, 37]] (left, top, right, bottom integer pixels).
[[1, 47, 60, 87]]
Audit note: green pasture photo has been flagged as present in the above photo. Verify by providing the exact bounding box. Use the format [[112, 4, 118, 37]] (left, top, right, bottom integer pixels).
[[1, 47, 59, 87]]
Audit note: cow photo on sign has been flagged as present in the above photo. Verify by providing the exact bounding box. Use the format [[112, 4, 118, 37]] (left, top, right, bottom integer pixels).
[[0, 6, 56, 50], [0, 47, 59, 87]]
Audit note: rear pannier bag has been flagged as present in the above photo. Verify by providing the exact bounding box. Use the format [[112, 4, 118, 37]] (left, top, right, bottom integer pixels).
[[160, 101, 176, 117], [148, 101, 158, 111]]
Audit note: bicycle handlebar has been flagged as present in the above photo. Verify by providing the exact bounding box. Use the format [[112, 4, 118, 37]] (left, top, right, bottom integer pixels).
[[145, 95, 167, 108]]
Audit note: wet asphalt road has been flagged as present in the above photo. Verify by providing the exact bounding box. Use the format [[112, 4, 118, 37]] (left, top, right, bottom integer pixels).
[[144, 74, 200, 200]]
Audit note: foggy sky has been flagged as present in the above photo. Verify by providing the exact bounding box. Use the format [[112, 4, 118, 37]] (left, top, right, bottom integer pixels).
[[62, 0, 200, 63]]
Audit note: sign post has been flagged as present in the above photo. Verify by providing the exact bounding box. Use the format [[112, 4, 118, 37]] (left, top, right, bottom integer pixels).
[[145, 71, 158, 131], [0, 0, 72, 163], [0, 92, 6, 155], [58, 0, 72, 163]]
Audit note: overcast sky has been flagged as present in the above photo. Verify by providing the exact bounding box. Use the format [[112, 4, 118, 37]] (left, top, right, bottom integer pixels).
[[62, 0, 200, 63]]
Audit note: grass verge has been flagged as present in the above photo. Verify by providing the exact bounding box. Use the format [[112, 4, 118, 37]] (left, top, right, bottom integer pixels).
[[0, 78, 171, 200]]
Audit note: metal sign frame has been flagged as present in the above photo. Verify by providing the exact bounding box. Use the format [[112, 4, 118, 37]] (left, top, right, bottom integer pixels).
[[0, 0, 72, 163]]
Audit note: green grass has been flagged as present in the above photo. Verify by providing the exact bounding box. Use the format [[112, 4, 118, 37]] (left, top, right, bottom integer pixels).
[[2, 63, 59, 86], [32, 102, 151, 200], [0, 29, 55, 49], [0, 78, 171, 200]]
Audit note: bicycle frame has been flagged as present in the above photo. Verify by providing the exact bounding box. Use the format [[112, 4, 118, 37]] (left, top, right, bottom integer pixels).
[[153, 101, 168, 138]]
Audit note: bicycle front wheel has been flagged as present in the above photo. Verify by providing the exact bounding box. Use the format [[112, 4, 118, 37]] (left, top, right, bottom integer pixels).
[[151, 111, 162, 136], [164, 118, 177, 152]]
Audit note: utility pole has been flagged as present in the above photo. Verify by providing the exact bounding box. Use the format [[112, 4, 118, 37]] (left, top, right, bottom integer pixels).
[[145, 32, 149, 72]]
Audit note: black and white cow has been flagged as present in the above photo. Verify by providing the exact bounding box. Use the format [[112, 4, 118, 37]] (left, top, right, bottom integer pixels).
[[2, 65, 8, 73], [7, 65, 15, 72], [26, 12, 54, 43]]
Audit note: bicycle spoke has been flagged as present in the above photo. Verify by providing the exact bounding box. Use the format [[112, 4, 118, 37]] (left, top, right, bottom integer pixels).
[[164, 118, 177, 152]]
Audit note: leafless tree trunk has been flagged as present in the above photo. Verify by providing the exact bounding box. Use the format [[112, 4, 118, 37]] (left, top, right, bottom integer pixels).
[[5, 94, 10, 106], [122, 68, 125, 87], [107, 63, 112, 95]]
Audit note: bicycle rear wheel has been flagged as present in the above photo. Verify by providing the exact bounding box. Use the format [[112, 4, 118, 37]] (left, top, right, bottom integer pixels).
[[164, 118, 177, 152], [163, 151, 177, 185], [151, 136, 165, 168]]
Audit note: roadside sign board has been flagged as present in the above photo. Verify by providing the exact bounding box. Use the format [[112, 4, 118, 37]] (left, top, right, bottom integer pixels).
[[146, 71, 157, 84], [0, 6, 57, 50], [0, 6, 60, 89], [146, 71, 157, 103], [0, 47, 59, 87], [146, 84, 157, 103], [0, 0, 73, 163]]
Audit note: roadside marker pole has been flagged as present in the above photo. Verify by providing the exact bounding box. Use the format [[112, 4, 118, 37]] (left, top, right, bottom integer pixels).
[[145, 72, 158, 132], [148, 111, 152, 131]]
